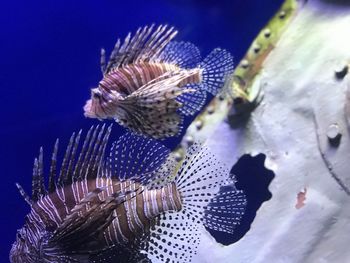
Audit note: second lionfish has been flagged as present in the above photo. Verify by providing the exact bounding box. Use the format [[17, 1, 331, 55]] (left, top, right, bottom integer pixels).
[[10, 126, 246, 263], [84, 24, 234, 139]]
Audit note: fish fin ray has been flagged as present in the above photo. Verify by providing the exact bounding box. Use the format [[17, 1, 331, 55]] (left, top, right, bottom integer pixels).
[[58, 132, 76, 185], [175, 143, 246, 232], [142, 212, 200, 263], [92, 242, 151, 263], [203, 185, 246, 234], [118, 70, 199, 138], [106, 133, 172, 183], [48, 139, 59, 192], [200, 48, 234, 95], [26, 126, 112, 206], [16, 183, 32, 205], [177, 84, 207, 116], [159, 41, 201, 69], [117, 104, 183, 139], [105, 25, 177, 74], [50, 188, 126, 251]]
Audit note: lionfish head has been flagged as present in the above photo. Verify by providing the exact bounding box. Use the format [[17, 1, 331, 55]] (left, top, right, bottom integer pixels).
[[10, 228, 42, 263], [84, 87, 120, 120]]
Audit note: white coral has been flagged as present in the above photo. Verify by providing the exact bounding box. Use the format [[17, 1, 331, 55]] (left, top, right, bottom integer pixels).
[[193, 1, 350, 262]]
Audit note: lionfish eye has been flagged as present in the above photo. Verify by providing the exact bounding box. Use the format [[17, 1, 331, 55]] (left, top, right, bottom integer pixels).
[[92, 89, 101, 99], [16, 232, 23, 241]]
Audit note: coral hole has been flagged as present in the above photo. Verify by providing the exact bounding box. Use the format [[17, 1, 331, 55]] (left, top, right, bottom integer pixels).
[[207, 153, 275, 245]]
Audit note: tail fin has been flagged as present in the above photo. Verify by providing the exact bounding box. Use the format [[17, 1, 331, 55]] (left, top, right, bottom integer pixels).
[[200, 48, 234, 95], [203, 184, 246, 234], [175, 144, 246, 232], [143, 143, 246, 263]]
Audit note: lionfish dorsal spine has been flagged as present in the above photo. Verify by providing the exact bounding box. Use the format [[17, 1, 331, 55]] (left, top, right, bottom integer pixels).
[[131, 25, 154, 63], [100, 48, 106, 75], [152, 26, 178, 60], [31, 157, 40, 201], [142, 25, 175, 61], [93, 125, 112, 173], [48, 138, 59, 193], [104, 24, 177, 75], [105, 39, 121, 74], [79, 125, 100, 179], [38, 147, 46, 196], [84, 125, 103, 179], [85, 124, 109, 179], [26, 125, 112, 204], [123, 26, 144, 65], [57, 132, 75, 186], [16, 183, 31, 205], [65, 129, 82, 184], [73, 125, 94, 181]]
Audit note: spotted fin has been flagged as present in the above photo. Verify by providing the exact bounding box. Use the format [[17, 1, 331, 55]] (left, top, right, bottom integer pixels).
[[106, 133, 171, 181], [200, 48, 234, 95], [142, 143, 246, 262], [106, 132, 178, 193], [177, 84, 207, 116], [175, 144, 246, 229], [91, 243, 151, 263], [142, 212, 201, 263], [159, 41, 202, 69], [104, 24, 177, 74], [116, 102, 183, 139], [117, 70, 199, 138], [203, 184, 246, 234]]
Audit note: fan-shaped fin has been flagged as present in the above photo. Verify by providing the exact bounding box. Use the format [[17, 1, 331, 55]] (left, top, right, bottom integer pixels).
[[117, 70, 199, 138], [177, 85, 207, 116], [203, 185, 246, 234], [106, 133, 172, 183], [159, 41, 201, 69], [175, 143, 247, 231], [142, 143, 247, 262], [200, 48, 234, 95], [142, 212, 200, 263]]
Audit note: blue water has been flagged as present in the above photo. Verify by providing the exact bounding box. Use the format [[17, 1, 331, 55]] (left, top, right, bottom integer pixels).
[[0, 0, 282, 261]]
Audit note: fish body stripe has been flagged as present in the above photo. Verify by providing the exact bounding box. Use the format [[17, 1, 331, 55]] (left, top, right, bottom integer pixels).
[[36, 197, 60, 226], [150, 188, 159, 216], [161, 187, 169, 211], [100, 63, 183, 95], [23, 179, 182, 249], [55, 186, 69, 216], [167, 183, 177, 211]]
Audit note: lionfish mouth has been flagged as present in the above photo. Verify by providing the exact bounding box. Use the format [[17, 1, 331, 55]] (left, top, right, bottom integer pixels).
[[83, 99, 96, 118]]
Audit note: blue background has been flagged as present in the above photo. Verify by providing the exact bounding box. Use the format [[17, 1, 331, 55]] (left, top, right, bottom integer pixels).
[[0, 0, 281, 261]]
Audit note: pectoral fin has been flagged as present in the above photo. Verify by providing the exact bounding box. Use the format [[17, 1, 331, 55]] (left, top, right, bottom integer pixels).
[[49, 188, 128, 252], [118, 70, 198, 139]]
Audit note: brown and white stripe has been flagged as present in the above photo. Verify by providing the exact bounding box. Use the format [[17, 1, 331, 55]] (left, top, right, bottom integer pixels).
[[27, 177, 182, 249], [99, 62, 201, 97]]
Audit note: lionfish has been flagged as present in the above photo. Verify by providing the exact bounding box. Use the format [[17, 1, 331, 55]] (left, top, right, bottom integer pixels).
[[83, 24, 234, 139], [10, 125, 246, 263]]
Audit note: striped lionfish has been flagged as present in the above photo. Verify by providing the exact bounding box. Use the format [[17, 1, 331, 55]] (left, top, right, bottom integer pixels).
[[10, 125, 246, 263], [83, 24, 234, 139]]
